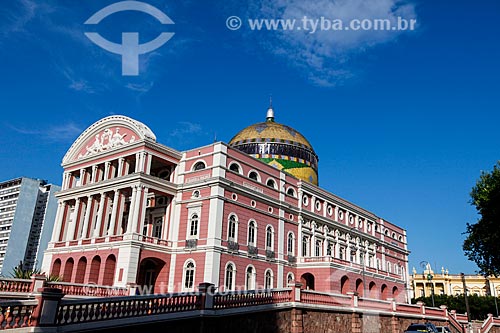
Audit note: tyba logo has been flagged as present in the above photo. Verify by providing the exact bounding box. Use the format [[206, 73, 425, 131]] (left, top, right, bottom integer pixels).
[[84, 1, 175, 76]]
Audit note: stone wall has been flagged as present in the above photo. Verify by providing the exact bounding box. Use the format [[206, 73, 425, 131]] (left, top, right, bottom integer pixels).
[[77, 308, 470, 333]]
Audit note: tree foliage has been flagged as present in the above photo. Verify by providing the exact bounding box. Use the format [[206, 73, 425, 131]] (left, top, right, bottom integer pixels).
[[463, 161, 500, 276], [412, 294, 499, 321]]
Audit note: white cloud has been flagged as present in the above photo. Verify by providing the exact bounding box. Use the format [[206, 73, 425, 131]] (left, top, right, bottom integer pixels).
[[10, 122, 83, 142], [246, 0, 417, 86], [126, 82, 154, 93], [169, 122, 202, 137]]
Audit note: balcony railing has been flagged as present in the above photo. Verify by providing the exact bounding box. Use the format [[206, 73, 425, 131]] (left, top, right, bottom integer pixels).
[[227, 241, 240, 252], [185, 239, 198, 249], [247, 245, 258, 257], [265, 250, 275, 260]]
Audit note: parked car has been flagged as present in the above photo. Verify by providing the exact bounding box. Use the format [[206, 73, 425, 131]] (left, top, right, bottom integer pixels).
[[404, 323, 439, 333], [435, 326, 452, 333]]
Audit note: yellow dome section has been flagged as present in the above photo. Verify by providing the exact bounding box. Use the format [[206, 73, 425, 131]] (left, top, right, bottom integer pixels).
[[228, 105, 319, 185], [229, 121, 314, 150]]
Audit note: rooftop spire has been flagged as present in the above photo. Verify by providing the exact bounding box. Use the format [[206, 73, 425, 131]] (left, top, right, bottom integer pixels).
[[266, 95, 275, 122]]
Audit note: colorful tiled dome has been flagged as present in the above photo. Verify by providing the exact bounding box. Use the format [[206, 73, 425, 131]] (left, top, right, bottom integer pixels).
[[229, 105, 319, 185]]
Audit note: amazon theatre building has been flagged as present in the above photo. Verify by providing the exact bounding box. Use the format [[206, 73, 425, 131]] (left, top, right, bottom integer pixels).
[[41, 105, 410, 301]]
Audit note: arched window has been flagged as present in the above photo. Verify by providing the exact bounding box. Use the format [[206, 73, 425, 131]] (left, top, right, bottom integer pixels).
[[286, 188, 296, 197], [339, 247, 345, 260], [225, 263, 235, 291], [153, 217, 162, 238], [326, 241, 333, 256], [302, 236, 309, 256], [266, 226, 274, 250], [248, 220, 256, 246], [51, 259, 62, 277], [265, 269, 273, 289], [183, 261, 195, 291], [245, 266, 256, 290], [228, 215, 238, 241], [287, 232, 294, 255], [287, 272, 295, 286], [229, 163, 240, 173], [266, 179, 276, 189], [341, 276, 350, 294], [315, 240, 322, 257], [193, 161, 206, 171], [386, 261, 391, 273], [248, 171, 260, 182], [189, 214, 199, 238]]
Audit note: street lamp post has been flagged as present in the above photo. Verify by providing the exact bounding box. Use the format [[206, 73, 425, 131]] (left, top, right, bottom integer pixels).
[[461, 273, 472, 333], [490, 279, 499, 317], [427, 272, 435, 307]]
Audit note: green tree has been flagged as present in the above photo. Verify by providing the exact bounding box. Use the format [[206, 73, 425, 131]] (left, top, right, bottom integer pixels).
[[463, 161, 500, 276]]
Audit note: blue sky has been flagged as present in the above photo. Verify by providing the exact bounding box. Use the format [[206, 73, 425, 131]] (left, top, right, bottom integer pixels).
[[1, 0, 499, 275]]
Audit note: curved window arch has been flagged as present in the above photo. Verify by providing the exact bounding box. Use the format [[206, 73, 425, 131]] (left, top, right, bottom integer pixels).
[[287, 232, 295, 255], [287, 272, 295, 286], [189, 213, 199, 238], [192, 161, 206, 171], [229, 162, 242, 174], [265, 225, 274, 250], [248, 220, 256, 246], [264, 269, 273, 289], [245, 265, 256, 290], [286, 187, 296, 197], [302, 236, 310, 257], [51, 258, 62, 277], [224, 262, 236, 291], [266, 178, 277, 189], [315, 240, 322, 257], [228, 214, 238, 242], [248, 170, 260, 182], [183, 260, 196, 291]]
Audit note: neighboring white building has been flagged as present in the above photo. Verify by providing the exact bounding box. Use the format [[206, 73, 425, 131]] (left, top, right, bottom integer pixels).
[[0, 177, 60, 275]]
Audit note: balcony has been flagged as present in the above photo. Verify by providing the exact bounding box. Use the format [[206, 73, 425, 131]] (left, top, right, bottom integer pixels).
[[185, 239, 198, 249], [227, 241, 240, 253], [265, 250, 275, 260], [247, 245, 258, 257]]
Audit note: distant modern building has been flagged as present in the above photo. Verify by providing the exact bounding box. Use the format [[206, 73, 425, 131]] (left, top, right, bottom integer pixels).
[[0, 177, 60, 275], [42, 109, 409, 301], [410, 264, 500, 298]]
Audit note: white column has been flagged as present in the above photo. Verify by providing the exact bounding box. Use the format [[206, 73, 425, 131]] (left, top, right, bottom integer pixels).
[[310, 224, 316, 256], [323, 229, 328, 256], [79, 169, 85, 186], [135, 153, 140, 172], [145, 153, 152, 174], [91, 165, 98, 183], [104, 162, 111, 180], [62, 172, 69, 189], [130, 186, 143, 234], [93, 193, 106, 237], [137, 186, 149, 235], [118, 158, 125, 177], [335, 235, 340, 258], [297, 217, 303, 258], [108, 190, 120, 236], [66, 198, 80, 241], [50, 201, 65, 242], [81, 195, 93, 239], [126, 186, 138, 234]]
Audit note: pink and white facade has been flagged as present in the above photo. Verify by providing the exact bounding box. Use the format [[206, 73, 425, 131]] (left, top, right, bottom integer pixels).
[[42, 115, 410, 301]]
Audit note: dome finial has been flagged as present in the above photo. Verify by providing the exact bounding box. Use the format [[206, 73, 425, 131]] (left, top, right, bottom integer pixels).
[[266, 95, 275, 122]]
